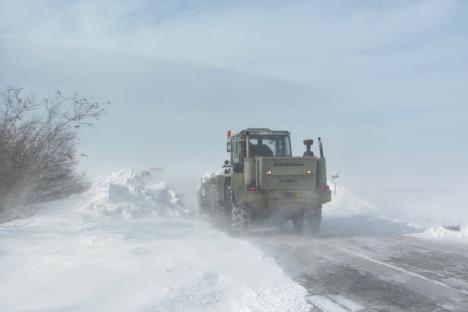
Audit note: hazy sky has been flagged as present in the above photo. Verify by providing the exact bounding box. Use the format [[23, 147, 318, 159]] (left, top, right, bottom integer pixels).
[[1, 0, 467, 223]]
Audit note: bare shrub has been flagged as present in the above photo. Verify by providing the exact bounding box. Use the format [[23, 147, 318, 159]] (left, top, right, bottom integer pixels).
[[0, 87, 107, 220]]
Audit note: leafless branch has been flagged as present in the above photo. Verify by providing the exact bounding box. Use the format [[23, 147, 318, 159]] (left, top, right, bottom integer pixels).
[[0, 87, 107, 221]]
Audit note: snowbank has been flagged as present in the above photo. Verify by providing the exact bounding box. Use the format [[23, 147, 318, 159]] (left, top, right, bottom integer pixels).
[[0, 169, 310, 311], [318, 183, 423, 237], [413, 225, 468, 242], [82, 168, 188, 219]]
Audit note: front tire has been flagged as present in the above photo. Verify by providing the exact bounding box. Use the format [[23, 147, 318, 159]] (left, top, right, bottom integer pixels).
[[231, 205, 248, 235], [225, 185, 249, 235]]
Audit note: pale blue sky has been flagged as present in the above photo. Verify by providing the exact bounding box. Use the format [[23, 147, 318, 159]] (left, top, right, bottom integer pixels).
[[1, 0, 467, 223]]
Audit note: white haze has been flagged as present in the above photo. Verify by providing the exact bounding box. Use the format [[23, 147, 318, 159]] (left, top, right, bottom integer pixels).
[[1, 0, 467, 225]]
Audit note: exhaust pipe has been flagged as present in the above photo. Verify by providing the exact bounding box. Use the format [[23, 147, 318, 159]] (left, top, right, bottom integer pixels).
[[318, 137, 324, 158], [246, 131, 250, 158]]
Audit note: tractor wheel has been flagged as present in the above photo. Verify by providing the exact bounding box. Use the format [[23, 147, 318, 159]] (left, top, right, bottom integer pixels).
[[225, 185, 249, 235], [305, 205, 322, 234], [292, 214, 305, 234], [231, 205, 248, 235]]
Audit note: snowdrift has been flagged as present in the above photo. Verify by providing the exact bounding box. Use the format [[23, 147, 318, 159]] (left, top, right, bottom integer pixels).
[[83, 168, 188, 219], [414, 225, 468, 242], [0, 169, 310, 311], [325, 183, 468, 241], [319, 183, 423, 237], [324, 183, 375, 217]]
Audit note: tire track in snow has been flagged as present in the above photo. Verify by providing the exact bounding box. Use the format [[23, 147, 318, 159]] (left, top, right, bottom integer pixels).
[[307, 294, 363, 312]]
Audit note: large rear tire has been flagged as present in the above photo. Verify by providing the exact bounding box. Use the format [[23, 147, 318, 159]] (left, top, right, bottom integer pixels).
[[292, 214, 304, 233], [305, 206, 322, 234]]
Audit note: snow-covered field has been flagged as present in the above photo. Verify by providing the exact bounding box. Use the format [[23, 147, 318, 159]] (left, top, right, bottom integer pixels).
[[0, 170, 309, 311], [2, 170, 467, 311]]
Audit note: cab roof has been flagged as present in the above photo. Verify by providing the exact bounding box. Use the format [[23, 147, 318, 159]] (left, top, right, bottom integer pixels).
[[234, 128, 290, 137]]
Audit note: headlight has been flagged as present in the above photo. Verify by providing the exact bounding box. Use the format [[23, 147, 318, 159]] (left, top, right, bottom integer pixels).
[[266, 170, 272, 175], [306, 170, 313, 175]]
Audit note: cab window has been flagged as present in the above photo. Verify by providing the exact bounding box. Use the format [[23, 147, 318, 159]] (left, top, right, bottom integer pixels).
[[249, 136, 291, 157]]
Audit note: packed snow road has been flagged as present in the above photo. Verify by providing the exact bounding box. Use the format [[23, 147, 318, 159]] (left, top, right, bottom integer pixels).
[[248, 217, 468, 312]]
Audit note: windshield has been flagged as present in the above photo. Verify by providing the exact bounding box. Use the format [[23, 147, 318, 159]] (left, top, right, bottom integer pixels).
[[248, 135, 291, 157]]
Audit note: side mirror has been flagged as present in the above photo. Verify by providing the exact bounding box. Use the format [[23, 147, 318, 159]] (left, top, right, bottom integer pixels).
[[223, 160, 231, 174], [226, 142, 232, 152]]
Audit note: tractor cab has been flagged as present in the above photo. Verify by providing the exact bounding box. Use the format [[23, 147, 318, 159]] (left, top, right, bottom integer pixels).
[[227, 128, 291, 172]]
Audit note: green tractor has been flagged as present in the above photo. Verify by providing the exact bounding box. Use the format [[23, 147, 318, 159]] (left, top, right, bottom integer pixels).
[[199, 128, 331, 234]]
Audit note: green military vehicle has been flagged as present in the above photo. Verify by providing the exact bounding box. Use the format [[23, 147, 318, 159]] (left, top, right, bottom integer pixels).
[[198, 128, 331, 234]]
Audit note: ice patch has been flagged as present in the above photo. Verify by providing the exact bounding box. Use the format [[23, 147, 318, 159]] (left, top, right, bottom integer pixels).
[[331, 295, 364, 311]]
